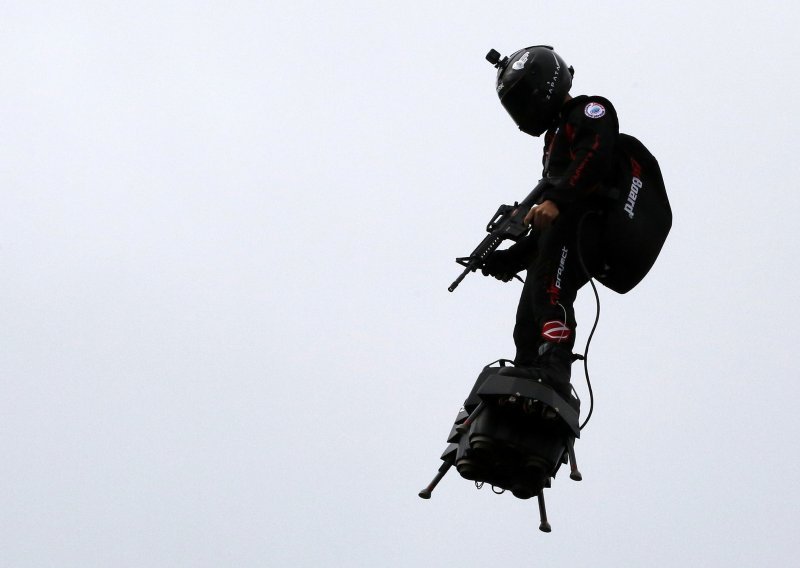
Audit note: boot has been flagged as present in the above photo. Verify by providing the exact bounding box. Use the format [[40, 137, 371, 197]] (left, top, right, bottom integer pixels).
[[533, 342, 575, 402]]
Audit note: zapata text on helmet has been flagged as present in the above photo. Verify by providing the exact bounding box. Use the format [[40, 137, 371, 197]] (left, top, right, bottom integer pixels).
[[545, 54, 562, 100]]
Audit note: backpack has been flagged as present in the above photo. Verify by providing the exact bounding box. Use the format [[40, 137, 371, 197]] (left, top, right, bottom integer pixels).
[[594, 134, 672, 294]]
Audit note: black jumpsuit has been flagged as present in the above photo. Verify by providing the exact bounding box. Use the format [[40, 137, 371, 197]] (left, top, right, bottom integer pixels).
[[513, 95, 619, 366]]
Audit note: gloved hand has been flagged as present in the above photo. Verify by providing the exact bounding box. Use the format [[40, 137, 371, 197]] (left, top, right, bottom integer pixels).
[[524, 199, 560, 230], [481, 248, 523, 282]]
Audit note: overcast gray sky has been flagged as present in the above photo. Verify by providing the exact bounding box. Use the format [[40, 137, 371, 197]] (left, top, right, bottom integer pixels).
[[3, 1, 800, 566]]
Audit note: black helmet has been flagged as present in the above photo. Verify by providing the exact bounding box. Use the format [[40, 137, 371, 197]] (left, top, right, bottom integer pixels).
[[487, 46, 574, 137]]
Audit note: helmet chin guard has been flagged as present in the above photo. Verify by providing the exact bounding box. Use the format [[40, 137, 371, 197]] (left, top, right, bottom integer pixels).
[[488, 45, 574, 136]]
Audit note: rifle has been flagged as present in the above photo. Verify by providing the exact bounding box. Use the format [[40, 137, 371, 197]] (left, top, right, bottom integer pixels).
[[448, 178, 554, 292]]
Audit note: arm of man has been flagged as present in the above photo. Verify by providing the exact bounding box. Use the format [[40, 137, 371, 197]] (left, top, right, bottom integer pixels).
[[527, 96, 620, 228]]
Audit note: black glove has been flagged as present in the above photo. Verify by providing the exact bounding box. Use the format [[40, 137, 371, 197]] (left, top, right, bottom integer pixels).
[[482, 248, 524, 282]]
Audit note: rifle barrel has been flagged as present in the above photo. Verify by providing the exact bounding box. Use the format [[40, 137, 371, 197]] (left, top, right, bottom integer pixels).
[[448, 266, 472, 292]]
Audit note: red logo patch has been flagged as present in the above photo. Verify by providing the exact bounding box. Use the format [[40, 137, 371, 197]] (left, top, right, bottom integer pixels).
[[541, 320, 571, 342]]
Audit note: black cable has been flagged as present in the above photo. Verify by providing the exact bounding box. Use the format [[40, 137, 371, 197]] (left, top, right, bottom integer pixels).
[[575, 211, 601, 431]]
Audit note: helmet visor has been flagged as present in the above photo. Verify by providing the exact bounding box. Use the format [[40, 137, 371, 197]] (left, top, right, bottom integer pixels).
[[500, 77, 550, 136]]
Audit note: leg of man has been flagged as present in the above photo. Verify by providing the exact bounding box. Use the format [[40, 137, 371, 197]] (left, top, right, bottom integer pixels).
[[513, 206, 603, 376]]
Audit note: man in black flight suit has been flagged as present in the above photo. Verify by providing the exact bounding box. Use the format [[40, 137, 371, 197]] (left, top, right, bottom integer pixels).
[[482, 45, 625, 398]]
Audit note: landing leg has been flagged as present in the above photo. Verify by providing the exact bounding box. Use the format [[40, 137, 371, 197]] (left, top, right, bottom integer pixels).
[[537, 491, 552, 533], [455, 401, 486, 435], [418, 456, 455, 499], [565, 437, 582, 481]]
